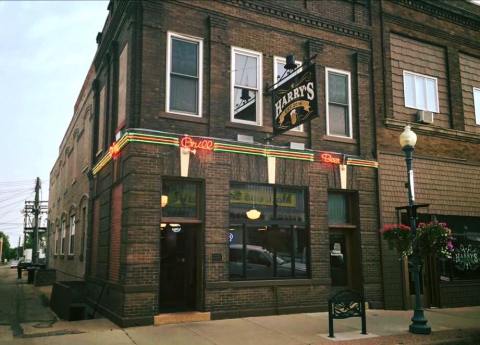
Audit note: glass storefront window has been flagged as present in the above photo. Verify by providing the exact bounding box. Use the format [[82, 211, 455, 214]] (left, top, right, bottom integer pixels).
[[228, 183, 309, 280], [162, 180, 199, 218]]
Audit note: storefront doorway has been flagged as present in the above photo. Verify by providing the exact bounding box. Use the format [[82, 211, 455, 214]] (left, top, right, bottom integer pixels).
[[159, 223, 199, 311]]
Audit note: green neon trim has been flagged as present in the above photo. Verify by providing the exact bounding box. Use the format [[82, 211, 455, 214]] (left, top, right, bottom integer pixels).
[[127, 132, 178, 141], [215, 142, 265, 151], [214, 148, 266, 157], [128, 139, 179, 146]]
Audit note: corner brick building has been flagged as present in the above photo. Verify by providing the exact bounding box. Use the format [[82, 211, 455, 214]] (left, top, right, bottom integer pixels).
[[47, 0, 480, 327]]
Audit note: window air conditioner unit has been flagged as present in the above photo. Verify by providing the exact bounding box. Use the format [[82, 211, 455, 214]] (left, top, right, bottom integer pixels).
[[416, 110, 434, 124]]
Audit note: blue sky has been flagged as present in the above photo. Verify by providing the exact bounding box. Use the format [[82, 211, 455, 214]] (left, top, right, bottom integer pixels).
[[0, 1, 108, 245]]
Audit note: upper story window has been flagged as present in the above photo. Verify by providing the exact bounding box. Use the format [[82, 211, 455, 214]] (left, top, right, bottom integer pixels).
[[274, 56, 303, 132], [474, 88, 480, 125], [166, 32, 203, 116], [117, 42, 128, 129], [231, 47, 262, 125], [68, 215, 75, 255], [326, 68, 352, 138], [97, 85, 106, 154], [60, 219, 66, 255], [403, 71, 439, 113]]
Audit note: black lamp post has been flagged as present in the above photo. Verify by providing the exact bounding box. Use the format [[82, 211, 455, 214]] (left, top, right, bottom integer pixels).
[[399, 125, 431, 335]]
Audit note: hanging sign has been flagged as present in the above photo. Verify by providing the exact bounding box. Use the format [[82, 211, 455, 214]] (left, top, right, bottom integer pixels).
[[272, 63, 318, 134]]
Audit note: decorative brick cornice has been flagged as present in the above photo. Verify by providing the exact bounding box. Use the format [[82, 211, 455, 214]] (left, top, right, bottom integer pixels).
[[209, 15, 228, 30], [384, 13, 480, 50], [395, 0, 480, 31], [223, 0, 370, 41]]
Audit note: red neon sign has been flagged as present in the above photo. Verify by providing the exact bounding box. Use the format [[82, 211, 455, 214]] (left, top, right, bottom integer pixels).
[[320, 153, 341, 164], [109, 142, 121, 160], [180, 136, 214, 151]]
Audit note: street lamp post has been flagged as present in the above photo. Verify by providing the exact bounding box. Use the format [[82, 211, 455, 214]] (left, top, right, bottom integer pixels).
[[399, 125, 431, 335]]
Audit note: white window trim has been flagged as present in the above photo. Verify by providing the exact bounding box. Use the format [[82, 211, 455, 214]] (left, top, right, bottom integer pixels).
[[165, 31, 203, 117], [60, 220, 66, 255], [68, 216, 75, 255], [274, 56, 304, 132], [473, 87, 480, 126], [403, 70, 439, 113], [231, 46, 263, 126], [55, 228, 59, 255], [325, 67, 353, 139]]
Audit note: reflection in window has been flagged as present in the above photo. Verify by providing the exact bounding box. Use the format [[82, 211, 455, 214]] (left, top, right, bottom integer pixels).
[[232, 48, 262, 125], [162, 180, 199, 218], [327, 69, 351, 137], [403, 71, 438, 113], [273, 56, 303, 132], [474, 88, 480, 125], [168, 33, 202, 115], [229, 183, 309, 280], [328, 193, 349, 225]]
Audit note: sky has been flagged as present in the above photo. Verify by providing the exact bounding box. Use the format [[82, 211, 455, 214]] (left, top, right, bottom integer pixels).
[[0, 1, 108, 246]]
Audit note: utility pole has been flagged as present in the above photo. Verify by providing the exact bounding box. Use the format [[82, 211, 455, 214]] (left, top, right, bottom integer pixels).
[[32, 177, 40, 265], [17, 236, 20, 259]]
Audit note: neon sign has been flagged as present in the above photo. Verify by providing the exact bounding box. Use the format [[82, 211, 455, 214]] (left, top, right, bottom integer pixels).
[[320, 153, 341, 164], [180, 136, 214, 152], [109, 142, 121, 160]]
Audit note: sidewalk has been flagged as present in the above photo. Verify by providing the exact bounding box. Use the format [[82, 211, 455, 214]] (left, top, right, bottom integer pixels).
[[4, 307, 480, 345], [1, 266, 479, 344]]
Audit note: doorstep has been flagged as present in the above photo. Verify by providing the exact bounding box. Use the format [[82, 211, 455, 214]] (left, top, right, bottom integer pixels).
[[154, 311, 211, 326]]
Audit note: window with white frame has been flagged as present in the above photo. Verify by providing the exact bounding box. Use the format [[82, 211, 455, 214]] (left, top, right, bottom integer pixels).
[[326, 68, 352, 138], [69, 215, 75, 255], [55, 227, 59, 255], [403, 71, 439, 113], [231, 47, 262, 125], [166, 32, 203, 116], [274, 56, 303, 132], [60, 219, 66, 255], [474, 88, 480, 125]]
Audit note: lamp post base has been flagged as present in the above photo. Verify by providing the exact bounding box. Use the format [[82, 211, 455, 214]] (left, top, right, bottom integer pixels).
[[409, 309, 431, 334]]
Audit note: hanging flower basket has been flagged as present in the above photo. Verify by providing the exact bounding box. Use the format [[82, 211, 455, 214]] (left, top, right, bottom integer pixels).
[[416, 222, 453, 258], [380, 221, 453, 259], [381, 224, 412, 257]]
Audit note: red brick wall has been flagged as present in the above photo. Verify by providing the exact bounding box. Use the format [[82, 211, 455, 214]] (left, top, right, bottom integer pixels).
[[109, 184, 123, 282], [91, 199, 100, 277], [460, 53, 480, 135], [390, 33, 449, 128]]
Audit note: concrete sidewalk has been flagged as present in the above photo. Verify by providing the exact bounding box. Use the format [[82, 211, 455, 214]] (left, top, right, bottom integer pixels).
[[1, 266, 479, 344], [3, 306, 480, 345]]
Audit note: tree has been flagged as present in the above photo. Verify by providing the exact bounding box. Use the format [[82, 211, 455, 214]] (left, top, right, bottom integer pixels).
[[0, 231, 12, 261]]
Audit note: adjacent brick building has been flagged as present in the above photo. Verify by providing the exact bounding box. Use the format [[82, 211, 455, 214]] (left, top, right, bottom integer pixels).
[[371, 0, 480, 309], [47, 0, 480, 327], [48, 64, 95, 281]]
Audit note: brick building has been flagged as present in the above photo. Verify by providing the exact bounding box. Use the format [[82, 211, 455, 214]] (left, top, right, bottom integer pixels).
[[47, 0, 480, 328], [48, 65, 95, 281], [371, 0, 480, 309]]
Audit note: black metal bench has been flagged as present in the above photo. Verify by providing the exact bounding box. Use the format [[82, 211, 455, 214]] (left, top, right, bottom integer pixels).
[[328, 289, 367, 338]]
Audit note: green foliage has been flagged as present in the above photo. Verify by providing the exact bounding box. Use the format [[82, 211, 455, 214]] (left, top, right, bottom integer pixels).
[[0, 231, 12, 260], [381, 221, 453, 259]]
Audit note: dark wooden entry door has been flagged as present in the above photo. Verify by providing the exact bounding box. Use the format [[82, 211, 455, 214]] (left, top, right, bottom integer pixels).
[[159, 224, 197, 311], [329, 230, 362, 290]]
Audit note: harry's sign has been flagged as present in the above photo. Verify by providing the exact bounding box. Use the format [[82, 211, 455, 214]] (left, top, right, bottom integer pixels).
[[272, 64, 318, 134]]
